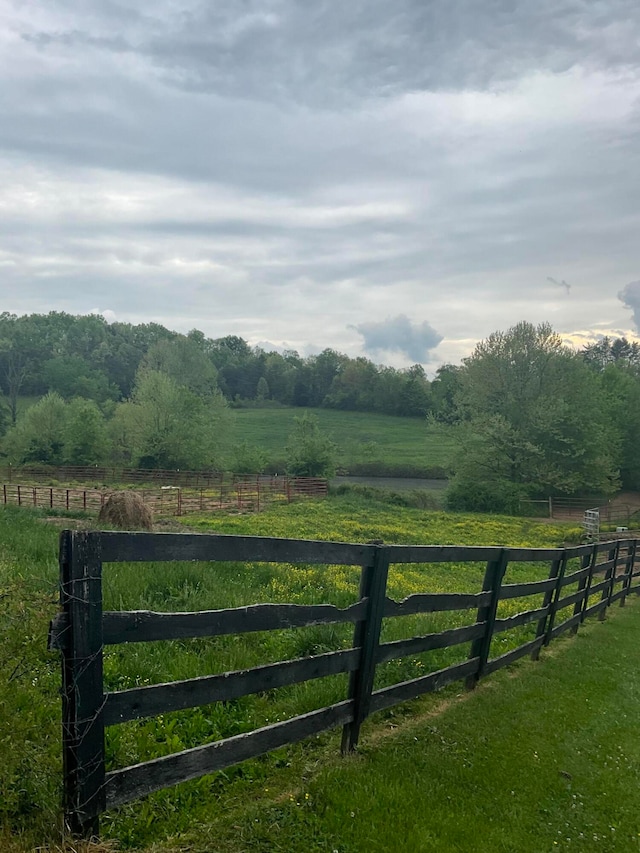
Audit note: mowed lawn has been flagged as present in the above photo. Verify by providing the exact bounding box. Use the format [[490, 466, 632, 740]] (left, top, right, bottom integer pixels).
[[229, 407, 459, 471], [156, 599, 640, 853]]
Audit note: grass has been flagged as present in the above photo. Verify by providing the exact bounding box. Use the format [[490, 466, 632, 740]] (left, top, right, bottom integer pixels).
[[0, 497, 636, 851], [172, 599, 640, 853], [228, 407, 459, 475]]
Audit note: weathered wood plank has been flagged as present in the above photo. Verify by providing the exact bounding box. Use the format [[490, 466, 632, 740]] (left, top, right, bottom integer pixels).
[[555, 589, 587, 611], [369, 658, 480, 714], [504, 547, 563, 562], [466, 551, 508, 688], [559, 566, 591, 587], [105, 700, 354, 809], [588, 578, 612, 597], [383, 591, 491, 618], [550, 612, 582, 639], [493, 606, 548, 633], [104, 648, 359, 726], [103, 599, 368, 645], [532, 554, 566, 659], [376, 623, 485, 665], [562, 544, 599, 559], [341, 546, 389, 752], [484, 636, 545, 675], [500, 578, 556, 599], [384, 545, 502, 564], [592, 559, 616, 575], [98, 531, 373, 565], [610, 587, 628, 605], [584, 598, 609, 617], [60, 531, 106, 832]]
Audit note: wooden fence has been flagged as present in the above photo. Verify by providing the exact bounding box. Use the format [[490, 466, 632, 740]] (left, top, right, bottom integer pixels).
[[1, 465, 226, 487], [1, 477, 327, 516], [47, 531, 639, 836]]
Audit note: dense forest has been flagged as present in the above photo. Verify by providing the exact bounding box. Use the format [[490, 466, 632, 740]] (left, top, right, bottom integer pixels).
[[1, 311, 639, 509]]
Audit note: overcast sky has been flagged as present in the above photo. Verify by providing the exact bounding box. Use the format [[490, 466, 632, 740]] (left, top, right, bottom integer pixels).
[[1, 1, 640, 372]]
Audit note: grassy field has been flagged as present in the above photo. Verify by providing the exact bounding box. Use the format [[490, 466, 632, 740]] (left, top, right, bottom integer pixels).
[[178, 599, 640, 853], [229, 407, 459, 475], [2, 496, 638, 852]]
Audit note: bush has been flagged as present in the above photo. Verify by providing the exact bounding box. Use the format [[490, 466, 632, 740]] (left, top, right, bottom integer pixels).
[[445, 477, 526, 514], [331, 483, 442, 510]]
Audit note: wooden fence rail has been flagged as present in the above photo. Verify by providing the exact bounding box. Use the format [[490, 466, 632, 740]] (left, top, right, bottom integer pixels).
[[2, 477, 327, 516], [47, 532, 640, 837]]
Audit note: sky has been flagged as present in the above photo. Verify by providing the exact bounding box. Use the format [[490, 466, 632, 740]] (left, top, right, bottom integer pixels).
[[1, 1, 640, 373]]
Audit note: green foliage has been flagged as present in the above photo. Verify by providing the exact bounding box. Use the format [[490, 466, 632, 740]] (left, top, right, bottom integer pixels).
[[112, 369, 230, 469], [140, 337, 219, 398], [1, 392, 109, 465], [230, 440, 268, 474], [2, 392, 68, 464], [62, 398, 110, 465], [450, 322, 621, 510], [42, 354, 119, 402], [285, 412, 337, 477]]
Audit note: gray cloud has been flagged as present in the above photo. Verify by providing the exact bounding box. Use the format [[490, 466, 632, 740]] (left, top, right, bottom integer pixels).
[[619, 281, 640, 331], [353, 316, 443, 363], [22, 1, 640, 106], [1, 1, 640, 367]]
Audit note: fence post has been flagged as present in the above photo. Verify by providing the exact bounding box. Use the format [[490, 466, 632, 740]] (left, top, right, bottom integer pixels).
[[341, 542, 389, 753], [548, 496, 553, 519], [599, 543, 619, 621], [571, 546, 595, 633], [531, 554, 564, 660], [59, 530, 105, 837], [3, 484, 6, 505], [465, 548, 508, 690], [543, 553, 568, 645], [17, 485, 21, 506], [622, 540, 638, 604]]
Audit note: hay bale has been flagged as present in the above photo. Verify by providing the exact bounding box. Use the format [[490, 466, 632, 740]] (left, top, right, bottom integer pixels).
[[98, 491, 153, 531]]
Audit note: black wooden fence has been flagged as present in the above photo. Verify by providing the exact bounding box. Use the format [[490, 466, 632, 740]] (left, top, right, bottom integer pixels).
[[48, 531, 640, 837]]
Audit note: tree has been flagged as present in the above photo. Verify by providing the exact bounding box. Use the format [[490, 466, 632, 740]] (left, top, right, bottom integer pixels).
[[42, 355, 119, 403], [63, 398, 110, 465], [255, 376, 270, 401], [140, 336, 219, 398], [285, 412, 337, 477], [2, 392, 68, 464], [112, 369, 229, 469], [447, 322, 619, 510]]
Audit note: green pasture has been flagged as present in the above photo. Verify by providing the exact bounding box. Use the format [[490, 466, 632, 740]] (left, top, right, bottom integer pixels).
[[1, 498, 637, 852], [229, 407, 459, 474]]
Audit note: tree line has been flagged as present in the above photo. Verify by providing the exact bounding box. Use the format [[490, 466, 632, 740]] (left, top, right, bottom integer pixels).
[[1, 312, 639, 507], [0, 311, 432, 424]]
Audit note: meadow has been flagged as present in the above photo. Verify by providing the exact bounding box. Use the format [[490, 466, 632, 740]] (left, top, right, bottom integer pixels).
[[229, 407, 459, 475], [2, 495, 639, 852]]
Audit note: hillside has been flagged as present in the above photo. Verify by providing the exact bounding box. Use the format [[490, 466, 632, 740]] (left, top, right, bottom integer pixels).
[[230, 406, 458, 476]]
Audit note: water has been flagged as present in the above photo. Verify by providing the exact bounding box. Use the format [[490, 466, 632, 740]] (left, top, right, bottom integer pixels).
[[331, 476, 448, 492]]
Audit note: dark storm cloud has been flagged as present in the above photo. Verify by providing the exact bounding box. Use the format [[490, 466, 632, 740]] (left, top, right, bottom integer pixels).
[[353, 316, 444, 363], [619, 281, 640, 331], [26, 1, 640, 105]]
